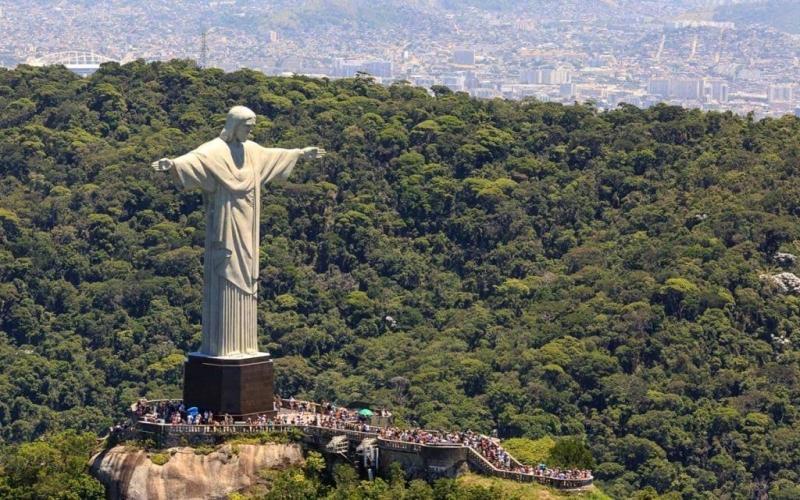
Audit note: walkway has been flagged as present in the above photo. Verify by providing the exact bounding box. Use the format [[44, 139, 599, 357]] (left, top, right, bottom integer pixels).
[[128, 398, 593, 490]]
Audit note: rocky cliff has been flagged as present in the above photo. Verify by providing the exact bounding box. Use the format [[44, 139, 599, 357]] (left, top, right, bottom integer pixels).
[[90, 443, 304, 500]]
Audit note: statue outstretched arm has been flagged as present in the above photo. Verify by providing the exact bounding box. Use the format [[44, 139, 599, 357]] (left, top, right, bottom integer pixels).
[[151, 158, 174, 171], [150, 157, 184, 185], [300, 147, 327, 160], [151, 154, 216, 192], [259, 146, 327, 185]]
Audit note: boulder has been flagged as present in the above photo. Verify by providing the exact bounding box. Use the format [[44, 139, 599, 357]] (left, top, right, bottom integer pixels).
[[762, 272, 800, 294], [773, 252, 797, 267], [90, 443, 303, 500]]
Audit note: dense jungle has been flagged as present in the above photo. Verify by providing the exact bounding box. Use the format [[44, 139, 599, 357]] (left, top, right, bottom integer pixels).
[[1, 60, 800, 498]]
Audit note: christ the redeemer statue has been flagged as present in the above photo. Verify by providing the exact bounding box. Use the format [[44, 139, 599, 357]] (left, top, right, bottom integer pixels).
[[152, 106, 325, 358]]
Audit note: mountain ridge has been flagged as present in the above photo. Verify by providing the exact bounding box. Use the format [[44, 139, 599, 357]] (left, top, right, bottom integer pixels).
[[0, 60, 800, 498]]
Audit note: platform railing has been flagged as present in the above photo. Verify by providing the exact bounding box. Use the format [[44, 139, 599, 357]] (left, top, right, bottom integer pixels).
[[375, 437, 423, 453], [303, 425, 377, 442], [137, 421, 301, 435], [128, 398, 592, 490], [466, 446, 592, 489]]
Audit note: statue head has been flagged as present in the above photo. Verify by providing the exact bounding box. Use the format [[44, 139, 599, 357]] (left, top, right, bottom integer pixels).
[[220, 106, 257, 143]]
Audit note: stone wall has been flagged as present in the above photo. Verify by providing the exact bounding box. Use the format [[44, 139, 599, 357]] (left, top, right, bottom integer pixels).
[[378, 442, 468, 480]]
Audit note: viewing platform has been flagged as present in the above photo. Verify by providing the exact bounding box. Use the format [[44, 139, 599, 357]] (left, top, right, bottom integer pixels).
[[117, 398, 593, 491]]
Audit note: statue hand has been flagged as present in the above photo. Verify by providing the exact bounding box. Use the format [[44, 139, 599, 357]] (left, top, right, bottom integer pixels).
[[302, 147, 327, 160], [151, 158, 174, 172]]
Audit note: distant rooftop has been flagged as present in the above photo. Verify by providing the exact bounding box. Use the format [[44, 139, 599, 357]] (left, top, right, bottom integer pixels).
[[26, 50, 117, 77]]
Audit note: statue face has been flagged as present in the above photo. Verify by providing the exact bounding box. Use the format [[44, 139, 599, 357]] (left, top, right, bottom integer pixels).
[[234, 117, 256, 142]]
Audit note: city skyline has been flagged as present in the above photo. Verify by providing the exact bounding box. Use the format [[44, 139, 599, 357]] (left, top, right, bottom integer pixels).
[[2, 0, 799, 117]]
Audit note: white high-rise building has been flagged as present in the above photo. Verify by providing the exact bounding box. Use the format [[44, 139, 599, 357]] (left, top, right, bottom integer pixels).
[[521, 67, 571, 85], [441, 74, 466, 91], [648, 79, 670, 98], [332, 58, 392, 78], [453, 49, 475, 66], [709, 80, 729, 103], [650, 78, 727, 103], [670, 79, 703, 100], [768, 85, 794, 103], [364, 61, 393, 78], [560, 83, 577, 99]]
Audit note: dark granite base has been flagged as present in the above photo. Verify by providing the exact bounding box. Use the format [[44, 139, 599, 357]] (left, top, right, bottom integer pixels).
[[183, 353, 276, 418]]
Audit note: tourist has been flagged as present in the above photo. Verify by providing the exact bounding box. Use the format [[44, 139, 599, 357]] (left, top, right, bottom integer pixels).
[[128, 395, 592, 485]]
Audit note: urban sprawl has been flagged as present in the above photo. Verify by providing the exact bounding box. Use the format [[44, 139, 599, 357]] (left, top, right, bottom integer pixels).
[[2, 1, 799, 118]]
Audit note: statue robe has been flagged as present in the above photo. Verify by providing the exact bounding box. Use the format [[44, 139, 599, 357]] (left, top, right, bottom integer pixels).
[[171, 138, 302, 357]]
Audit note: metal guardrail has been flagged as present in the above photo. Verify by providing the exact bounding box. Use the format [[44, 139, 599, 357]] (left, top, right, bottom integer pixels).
[[136, 420, 378, 440], [137, 422, 301, 435], [417, 442, 466, 449], [303, 425, 378, 442], [376, 437, 423, 453], [466, 446, 496, 473], [376, 437, 466, 452], [465, 446, 592, 489]]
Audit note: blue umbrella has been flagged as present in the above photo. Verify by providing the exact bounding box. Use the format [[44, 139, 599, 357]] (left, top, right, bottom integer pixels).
[[187, 407, 199, 415]]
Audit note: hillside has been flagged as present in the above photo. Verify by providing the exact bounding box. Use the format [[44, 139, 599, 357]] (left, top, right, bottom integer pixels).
[[456, 473, 608, 500], [714, 0, 800, 33], [1, 61, 800, 498]]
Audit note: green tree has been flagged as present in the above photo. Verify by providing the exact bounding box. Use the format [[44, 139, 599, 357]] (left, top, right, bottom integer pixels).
[[548, 436, 595, 469]]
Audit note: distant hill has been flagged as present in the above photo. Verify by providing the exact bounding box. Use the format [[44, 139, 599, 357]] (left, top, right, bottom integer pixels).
[[260, 0, 694, 31], [714, 0, 800, 33]]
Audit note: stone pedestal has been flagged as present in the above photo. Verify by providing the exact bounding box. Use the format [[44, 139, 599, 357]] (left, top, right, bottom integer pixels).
[[183, 352, 276, 418]]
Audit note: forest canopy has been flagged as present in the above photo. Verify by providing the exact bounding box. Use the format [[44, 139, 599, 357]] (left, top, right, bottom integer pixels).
[[1, 60, 800, 498]]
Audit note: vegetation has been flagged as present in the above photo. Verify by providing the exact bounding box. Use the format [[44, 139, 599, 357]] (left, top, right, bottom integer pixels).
[[242, 458, 603, 500], [455, 473, 610, 500], [149, 452, 170, 465], [1, 60, 800, 497], [225, 429, 305, 445], [193, 445, 215, 456], [0, 431, 104, 499], [502, 437, 554, 466], [548, 436, 594, 470]]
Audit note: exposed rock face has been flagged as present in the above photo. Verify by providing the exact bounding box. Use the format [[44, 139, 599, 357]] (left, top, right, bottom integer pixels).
[[90, 443, 303, 500], [774, 252, 798, 267], [762, 272, 800, 294]]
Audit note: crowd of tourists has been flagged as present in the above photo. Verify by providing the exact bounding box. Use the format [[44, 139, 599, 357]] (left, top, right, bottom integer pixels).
[[134, 399, 236, 426], [130, 396, 591, 483], [526, 466, 593, 481], [376, 426, 591, 481], [276, 396, 392, 419], [132, 396, 381, 429], [376, 428, 490, 467]]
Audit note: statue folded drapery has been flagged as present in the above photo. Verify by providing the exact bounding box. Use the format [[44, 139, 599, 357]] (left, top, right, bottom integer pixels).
[[152, 106, 325, 357]]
